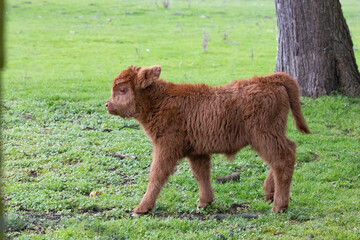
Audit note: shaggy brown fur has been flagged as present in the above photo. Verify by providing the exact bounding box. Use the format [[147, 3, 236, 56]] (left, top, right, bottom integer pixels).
[[106, 66, 311, 216]]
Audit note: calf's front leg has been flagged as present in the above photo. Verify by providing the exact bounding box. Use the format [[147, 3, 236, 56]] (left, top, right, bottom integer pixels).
[[132, 151, 178, 216]]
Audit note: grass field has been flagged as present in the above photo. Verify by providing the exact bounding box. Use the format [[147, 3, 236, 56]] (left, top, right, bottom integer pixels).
[[2, 0, 360, 239]]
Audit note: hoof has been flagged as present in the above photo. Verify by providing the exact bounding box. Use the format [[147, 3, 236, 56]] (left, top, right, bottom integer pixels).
[[132, 205, 153, 216], [271, 205, 288, 213], [197, 201, 212, 211], [131, 212, 144, 217], [196, 206, 207, 212], [265, 194, 274, 205]]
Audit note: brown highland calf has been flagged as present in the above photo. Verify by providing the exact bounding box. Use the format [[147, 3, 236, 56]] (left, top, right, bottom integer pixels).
[[105, 66, 311, 216]]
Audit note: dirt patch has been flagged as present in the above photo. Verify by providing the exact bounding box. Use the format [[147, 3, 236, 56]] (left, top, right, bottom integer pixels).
[[310, 152, 319, 161], [61, 157, 81, 165], [106, 153, 137, 160], [6, 202, 259, 236], [216, 172, 240, 184], [82, 126, 96, 131], [7, 208, 71, 236], [235, 164, 258, 173], [27, 170, 40, 178], [153, 212, 259, 221], [221, 202, 251, 214], [102, 128, 112, 132], [119, 124, 140, 130], [117, 172, 136, 185], [19, 114, 35, 121], [107, 168, 136, 185], [7, 206, 121, 236], [151, 202, 259, 221], [326, 124, 335, 129]]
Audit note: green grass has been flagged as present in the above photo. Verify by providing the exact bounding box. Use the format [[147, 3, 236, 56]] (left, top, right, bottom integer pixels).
[[2, 0, 360, 239]]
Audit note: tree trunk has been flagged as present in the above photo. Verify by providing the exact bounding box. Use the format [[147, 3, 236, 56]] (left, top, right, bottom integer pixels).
[[275, 0, 360, 97]]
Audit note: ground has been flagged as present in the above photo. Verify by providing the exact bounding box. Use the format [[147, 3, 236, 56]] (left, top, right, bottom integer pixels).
[[2, 0, 360, 239]]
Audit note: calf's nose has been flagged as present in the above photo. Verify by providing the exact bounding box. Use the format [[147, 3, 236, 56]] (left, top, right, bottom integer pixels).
[[105, 102, 109, 108]]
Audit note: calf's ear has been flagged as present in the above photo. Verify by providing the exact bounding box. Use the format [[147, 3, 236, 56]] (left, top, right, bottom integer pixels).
[[137, 65, 161, 88]]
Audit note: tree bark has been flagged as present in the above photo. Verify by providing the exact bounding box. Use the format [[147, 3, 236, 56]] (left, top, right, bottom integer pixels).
[[275, 0, 360, 97]]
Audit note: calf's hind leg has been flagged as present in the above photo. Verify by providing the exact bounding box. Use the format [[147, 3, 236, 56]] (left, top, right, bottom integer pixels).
[[264, 169, 275, 204], [188, 154, 214, 209], [254, 137, 296, 212]]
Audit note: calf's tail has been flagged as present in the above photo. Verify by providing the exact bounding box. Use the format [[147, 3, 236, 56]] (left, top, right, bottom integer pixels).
[[280, 73, 311, 134]]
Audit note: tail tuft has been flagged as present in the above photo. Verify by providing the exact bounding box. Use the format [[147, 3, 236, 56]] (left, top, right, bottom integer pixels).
[[293, 113, 311, 134]]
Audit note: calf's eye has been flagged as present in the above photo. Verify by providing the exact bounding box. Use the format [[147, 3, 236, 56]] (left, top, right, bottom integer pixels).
[[119, 89, 127, 94]]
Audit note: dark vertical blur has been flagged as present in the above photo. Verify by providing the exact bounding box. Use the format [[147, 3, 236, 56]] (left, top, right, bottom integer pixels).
[[0, 0, 5, 239], [0, 0, 3, 68]]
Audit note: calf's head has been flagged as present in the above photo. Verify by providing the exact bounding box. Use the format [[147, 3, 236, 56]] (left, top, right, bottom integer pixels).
[[105, 65, 161, 118]]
